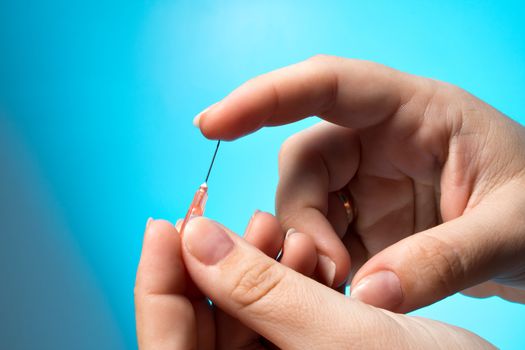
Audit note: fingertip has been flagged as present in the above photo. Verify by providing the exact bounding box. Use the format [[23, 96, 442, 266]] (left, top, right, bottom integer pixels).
[[199, 103, 237, 141], [182, 216, 239, 267], [143, 219, 181, 249], [244, 211, 284, 259], [199, 84, 271, 141], [146, 218, 178, 234], [145, 217, 153, 230], [136, 217, 200, 350], [138, 218, 185, 295], [198, 114, 219, 140], [317, 254, 337, 287], [316, 245, 351, 288], [280, 231, 318, 276], [194, 102, 221, 135], [200, 115, 240, 141]]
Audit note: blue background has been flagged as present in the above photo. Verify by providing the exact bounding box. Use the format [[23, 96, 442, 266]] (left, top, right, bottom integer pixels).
[[1, 0, 524, 348]]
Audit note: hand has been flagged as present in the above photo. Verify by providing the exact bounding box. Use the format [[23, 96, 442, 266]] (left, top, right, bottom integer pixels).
[[135, 213, 290, 349], [135, 216, 495, 349], [194, 55, 525, 312]]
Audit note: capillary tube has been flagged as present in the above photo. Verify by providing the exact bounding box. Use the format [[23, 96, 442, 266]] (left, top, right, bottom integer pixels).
[[179, 183, 208, 234]]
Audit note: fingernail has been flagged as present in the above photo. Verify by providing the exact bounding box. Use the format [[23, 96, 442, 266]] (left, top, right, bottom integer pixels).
[[146, 217, 153, 230], [317, 254, 336, 287], [193, 114, 203, 127], [244, 210, 262, 238], [250, 209, 262, 223], [183, 217, 234, 265], [351, 270, 403, 310], [193, 103, 217, 127], [175, 219, 183, 231], [285, 228, 296, 239]]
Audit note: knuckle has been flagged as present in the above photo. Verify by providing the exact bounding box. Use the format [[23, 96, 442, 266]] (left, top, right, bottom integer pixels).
[[278, 133, 301, 167], [230, 257, 285, 312], [133, 278, 145, 301], [413, 234, 466, 295], [133, 286, 141, 303], [133, 284, 153, 305], [278, 129, 319, 170], [441, 80, 467, 97], [133, 284, 141, 298]]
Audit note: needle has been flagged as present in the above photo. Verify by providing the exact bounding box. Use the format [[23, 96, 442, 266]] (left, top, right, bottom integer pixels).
[[205, 140, 221, 184], [180, 140, 221, 234]]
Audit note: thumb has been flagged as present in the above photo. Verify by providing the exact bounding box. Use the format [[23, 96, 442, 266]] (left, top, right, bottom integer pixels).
[[351, 185, 525, 313], [181, 217, 494, 349], [181, 217, 350, 348]]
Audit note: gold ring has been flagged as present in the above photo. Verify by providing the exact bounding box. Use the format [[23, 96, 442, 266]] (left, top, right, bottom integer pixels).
[[336, 190, 355, 223]]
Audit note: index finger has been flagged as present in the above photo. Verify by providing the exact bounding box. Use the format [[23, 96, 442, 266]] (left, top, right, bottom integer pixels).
[[135, 219, 213, 350], [197, 56, 424, 140]]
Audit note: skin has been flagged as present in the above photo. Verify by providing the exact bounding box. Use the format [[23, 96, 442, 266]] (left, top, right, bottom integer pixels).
[[135, 217, 494, 349], [135, 56, 525, 348]]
